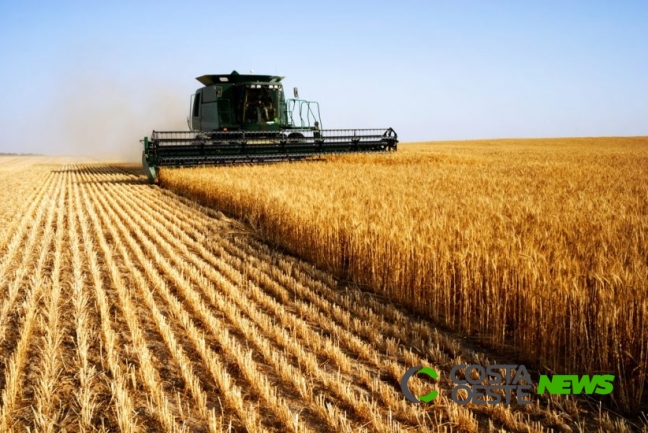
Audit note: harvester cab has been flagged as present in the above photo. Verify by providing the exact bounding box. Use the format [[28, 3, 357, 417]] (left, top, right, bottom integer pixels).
[[142, 70, 397, 183], [189, 71, 320, 132]]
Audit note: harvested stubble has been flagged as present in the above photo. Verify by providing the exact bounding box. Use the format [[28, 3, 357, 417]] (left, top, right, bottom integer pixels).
[[160, 137, 648, 414]]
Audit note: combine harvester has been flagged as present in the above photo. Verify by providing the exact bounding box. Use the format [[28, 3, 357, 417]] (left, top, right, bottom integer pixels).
[[142, 71, 398, 182]]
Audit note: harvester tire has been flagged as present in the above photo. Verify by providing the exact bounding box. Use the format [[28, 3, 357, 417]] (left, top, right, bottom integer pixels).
[[287, 132, 305, 144]]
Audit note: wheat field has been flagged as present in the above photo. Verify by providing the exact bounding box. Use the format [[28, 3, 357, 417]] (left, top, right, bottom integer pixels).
[[0, 148, 645, 432], [160, 137, 648, 421]]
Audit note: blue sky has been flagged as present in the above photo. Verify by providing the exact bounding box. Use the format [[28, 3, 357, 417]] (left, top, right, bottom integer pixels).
[[0, 0, 646, 156]]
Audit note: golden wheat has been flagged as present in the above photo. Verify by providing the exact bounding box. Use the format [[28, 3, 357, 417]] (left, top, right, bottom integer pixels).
[[161, 137, 648, 417]]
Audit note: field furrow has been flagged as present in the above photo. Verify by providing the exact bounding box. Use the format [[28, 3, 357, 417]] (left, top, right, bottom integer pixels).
[[31, 165, 69, 432], [67, 169, 103, 431]]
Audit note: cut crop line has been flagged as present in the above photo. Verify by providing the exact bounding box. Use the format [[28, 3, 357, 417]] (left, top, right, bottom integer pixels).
[[135, 186, 417, 339], [124, 185, 409, 340]]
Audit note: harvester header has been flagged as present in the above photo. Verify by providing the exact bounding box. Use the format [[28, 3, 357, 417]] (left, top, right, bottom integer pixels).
[[141, 70, 397, 182]]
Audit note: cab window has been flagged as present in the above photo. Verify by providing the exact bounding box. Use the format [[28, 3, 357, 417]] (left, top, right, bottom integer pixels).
[[192, 93, 201, 117]]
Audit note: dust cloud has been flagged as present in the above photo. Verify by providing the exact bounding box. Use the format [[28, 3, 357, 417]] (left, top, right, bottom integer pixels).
[[49, 74, 188, 162]]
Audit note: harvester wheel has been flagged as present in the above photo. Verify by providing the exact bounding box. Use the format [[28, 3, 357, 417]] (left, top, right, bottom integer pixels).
[[287, 132, 305, 144], [142, 151, 158, 184]]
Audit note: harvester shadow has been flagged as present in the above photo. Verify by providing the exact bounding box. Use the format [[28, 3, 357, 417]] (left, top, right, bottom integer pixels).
[[54, 165, 148, 185], [75, 177, 148, 185]]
